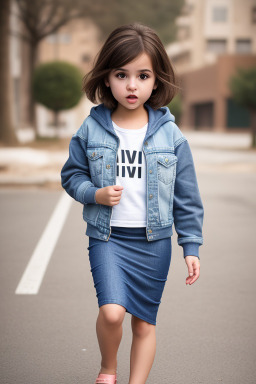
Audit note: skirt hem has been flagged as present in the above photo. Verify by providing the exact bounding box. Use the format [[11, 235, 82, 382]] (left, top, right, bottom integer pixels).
[[98, 299, 157, 325]]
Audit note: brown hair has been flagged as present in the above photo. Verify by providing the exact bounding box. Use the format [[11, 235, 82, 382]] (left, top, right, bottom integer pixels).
[[82, 23, 177, 110]]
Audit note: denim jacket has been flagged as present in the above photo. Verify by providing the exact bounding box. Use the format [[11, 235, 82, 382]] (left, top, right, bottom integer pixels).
[[61, 103, 204, 259]]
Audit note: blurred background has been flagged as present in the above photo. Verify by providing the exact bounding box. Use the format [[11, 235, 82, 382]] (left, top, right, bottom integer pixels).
[[0, 0, 256, 183], [1, 0, 256, 143], [0, 0, 256, 181], [0, 0, 256, 184], [1, 1, 256, 384]]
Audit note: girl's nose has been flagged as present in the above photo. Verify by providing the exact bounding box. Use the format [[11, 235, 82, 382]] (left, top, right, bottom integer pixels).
[[127, 78, 137, 91]]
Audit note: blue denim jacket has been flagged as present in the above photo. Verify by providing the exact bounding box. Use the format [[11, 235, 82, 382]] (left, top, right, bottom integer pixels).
[[61, 103, 204, 259]]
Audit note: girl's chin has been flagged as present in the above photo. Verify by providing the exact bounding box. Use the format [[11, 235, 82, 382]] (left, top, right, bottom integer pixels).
[[126, 97, 138, 104]]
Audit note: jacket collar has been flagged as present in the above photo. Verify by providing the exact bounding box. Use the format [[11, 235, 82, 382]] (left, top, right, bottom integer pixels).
[[89, 103, 175, 142]]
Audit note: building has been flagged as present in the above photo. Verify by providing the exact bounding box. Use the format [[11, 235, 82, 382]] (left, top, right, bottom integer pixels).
[[166, 0, 256, 131]]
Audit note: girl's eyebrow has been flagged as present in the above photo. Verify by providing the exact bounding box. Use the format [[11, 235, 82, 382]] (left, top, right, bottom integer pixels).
[[113, 68, 152, 73]]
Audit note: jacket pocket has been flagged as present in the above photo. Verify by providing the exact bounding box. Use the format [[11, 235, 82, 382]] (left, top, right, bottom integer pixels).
[[86, 149, 104, 187], [157, 154, 177, 185]]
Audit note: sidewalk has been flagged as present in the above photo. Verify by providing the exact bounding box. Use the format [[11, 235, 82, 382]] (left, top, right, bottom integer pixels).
[[0, 131, 255, 187], [0, 146, 67, 187], [183, 130, 252, 150]]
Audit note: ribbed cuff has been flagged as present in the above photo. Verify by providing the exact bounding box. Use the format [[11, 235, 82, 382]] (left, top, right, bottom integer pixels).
[[182, 243, 200, 259], [83, 186, 100, 204]]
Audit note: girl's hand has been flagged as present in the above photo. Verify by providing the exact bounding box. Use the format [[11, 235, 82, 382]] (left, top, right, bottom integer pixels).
[[184, 256, 200, 285], [95, 185, 124, 206]]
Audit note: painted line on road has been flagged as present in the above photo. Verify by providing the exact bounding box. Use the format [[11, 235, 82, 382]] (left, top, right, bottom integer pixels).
[[15, 192, 73, 295]]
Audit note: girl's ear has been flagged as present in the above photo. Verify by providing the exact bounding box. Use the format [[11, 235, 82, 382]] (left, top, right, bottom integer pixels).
[[153, 80, 158, 90], [104, 78, 110, 87]]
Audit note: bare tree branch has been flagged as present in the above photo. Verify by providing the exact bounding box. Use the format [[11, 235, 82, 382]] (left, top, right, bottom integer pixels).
[[8, 28, 33, 43], [36, 1, 61, 35], [38, 12, 84, 41], [15, 0, 39, 40]]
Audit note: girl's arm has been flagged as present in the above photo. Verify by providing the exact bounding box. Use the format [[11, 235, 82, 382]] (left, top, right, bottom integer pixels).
[[61, 134, 124, 207], [61, 134, 100, 205], [173, 139, 204, 260]]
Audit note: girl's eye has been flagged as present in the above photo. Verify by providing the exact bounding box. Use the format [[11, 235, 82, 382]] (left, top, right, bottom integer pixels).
[[116, 73, 126, 79], [115, 73, 149, 80], [139, 74, 149, 80]]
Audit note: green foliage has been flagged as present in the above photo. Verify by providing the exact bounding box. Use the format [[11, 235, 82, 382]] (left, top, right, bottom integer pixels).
[[88, 0, 185, 44], [32, 61, 83, 111], [167, 94, 182, 125], [229, 67, 256, 110]]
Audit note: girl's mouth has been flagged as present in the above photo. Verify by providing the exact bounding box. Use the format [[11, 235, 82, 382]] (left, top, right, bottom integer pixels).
[[126, 95, 138, 103]]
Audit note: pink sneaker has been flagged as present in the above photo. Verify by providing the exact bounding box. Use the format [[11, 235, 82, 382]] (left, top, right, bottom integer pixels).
[[94, 373, 117, 384]]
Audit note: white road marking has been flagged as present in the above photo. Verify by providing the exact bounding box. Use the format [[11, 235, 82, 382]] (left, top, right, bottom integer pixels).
[[15, 192, 73, 295]]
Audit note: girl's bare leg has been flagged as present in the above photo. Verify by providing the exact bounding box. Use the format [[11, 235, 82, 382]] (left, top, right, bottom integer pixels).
[[96, 304, 126, 375], [129, 315, 156, 384]]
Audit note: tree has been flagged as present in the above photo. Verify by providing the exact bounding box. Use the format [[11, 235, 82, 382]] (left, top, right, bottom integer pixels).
[[5, 0, 183, 140], [229, 67, 256, 147], [11, 0, 91, 130], [32, 61, 83, 132], [167, 94, 182, 125], [87, 0, 185, 45], [0, 0, 18, 145]]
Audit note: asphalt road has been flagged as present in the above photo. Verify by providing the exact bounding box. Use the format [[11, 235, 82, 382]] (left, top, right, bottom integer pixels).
[[1, 169, 256, 384]]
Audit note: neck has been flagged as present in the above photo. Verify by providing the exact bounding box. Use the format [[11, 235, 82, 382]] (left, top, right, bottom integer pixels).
[[112, 104, 148, 123]]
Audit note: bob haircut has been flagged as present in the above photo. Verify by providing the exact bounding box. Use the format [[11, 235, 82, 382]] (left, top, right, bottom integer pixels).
[[82, 23, 178, 110]]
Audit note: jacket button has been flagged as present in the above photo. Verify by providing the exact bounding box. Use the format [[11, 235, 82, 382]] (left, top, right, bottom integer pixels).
[[106, 164, 111, 169], [165, 158, 169, 162], [149, 169, 152, 174], [148, 229, 152, 233], [92, 152, 95, 157], [144, 141, 148, 146], [149, 194, 153, 199]]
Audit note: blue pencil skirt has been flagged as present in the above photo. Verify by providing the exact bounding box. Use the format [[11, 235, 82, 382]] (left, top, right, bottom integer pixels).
[[87, 226, 172, 325]]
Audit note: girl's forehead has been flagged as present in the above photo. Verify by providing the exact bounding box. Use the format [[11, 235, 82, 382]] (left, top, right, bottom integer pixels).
[[112, 52, 154, 70]]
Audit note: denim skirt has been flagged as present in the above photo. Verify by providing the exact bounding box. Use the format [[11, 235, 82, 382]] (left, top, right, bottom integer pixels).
[[87, 226, 172, 325]]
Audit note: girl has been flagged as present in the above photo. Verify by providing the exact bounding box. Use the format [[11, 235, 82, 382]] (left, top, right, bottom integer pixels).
[[61, 23, 204, 384]]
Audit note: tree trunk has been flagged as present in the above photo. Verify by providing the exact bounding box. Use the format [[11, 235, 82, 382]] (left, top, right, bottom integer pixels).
[[0, 0, 18, 145], [28, 41, 39, 133], [251, 110, 256, 148]]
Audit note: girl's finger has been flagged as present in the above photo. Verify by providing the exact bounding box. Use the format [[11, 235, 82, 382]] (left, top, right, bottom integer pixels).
[[111, 196, 122, 202], [188, 266, 194, 277], [189, 276, 199, 285], [188, 269, 200, 284], [112, 201, 121, 206], [111, 189, 123, 196]]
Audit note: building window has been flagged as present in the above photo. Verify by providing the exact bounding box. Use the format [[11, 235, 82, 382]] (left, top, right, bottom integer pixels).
[[47, 33, 71, 44], [212, 6, 227, 22], [59, 34, 71, 44], [236, 39, 252, 54], [252, 6, 256, 23], [207, 39, 227, 54], [47, 34, 58, 44]]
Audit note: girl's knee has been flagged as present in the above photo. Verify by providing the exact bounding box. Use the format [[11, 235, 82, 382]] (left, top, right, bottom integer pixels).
[[99, 303, 126, 326], [131, 316, 155, 338]]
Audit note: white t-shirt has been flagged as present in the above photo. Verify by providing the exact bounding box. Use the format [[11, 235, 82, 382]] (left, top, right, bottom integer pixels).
[[110, 121, 147, 227]]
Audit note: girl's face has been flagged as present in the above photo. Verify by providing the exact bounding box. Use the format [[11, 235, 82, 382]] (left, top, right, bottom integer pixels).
[[105, 52, 157, 113]]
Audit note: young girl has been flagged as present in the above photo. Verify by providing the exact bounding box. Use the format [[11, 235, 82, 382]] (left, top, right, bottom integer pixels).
[[61, 23, 204, 384]]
